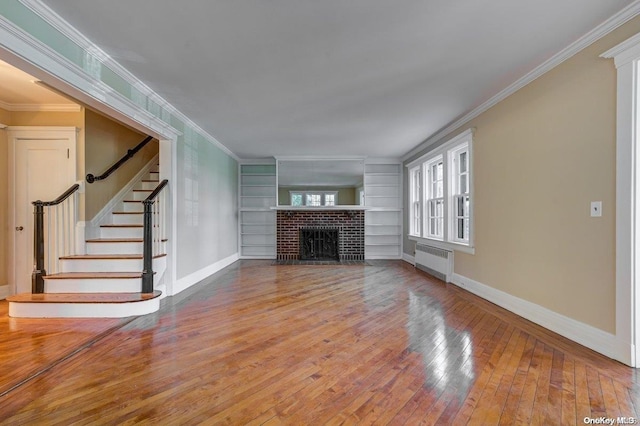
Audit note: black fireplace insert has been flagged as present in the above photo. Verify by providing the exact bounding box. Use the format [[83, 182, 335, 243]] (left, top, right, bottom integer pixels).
[[300, 228, 339, 261]]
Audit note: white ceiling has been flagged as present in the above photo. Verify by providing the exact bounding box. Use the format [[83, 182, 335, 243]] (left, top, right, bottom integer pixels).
[[42, 0, 633, 159], [0, 59, 76, 107]]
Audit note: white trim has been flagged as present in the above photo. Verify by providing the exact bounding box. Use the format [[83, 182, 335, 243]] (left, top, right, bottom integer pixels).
[[88, 155, 158, 237], [409, 235, 475, 255], [0, 99, 80, 112], [159, 136, 178, 298], [275, 155, 367, 161], [602, 32, 640, 367], [402, 1, 640, 161], [402, 253, 415, 266], [270, 205, 369, 211], [365, 157, 402, 164], [406, 129, 474, 169], [451, 273, 631, 365], [0, 14, 180, 141], [601, 32, 640, 67], [172, 253, 239, 295], [19, 0, 238, 161]]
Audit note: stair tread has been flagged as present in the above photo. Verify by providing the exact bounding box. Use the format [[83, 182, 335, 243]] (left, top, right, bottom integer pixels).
[[44, 272, 143, 279], [60, 254, 167, 260], [7, 291, 161, 303], [132, 189, 153, 192], [123, 200, 142, 203], [142, 180, 159, 182], [100, 224, 143, 228]]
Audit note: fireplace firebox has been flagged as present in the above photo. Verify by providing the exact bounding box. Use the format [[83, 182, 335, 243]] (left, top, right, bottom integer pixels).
[[300, 228, 339, 261]]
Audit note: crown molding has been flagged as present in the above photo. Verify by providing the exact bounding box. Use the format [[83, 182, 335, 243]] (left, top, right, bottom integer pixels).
[[0, 13, 181, 140], [0, 99, 81, 112], [19, 0, 239, 161], [402, 0, 640, 162]]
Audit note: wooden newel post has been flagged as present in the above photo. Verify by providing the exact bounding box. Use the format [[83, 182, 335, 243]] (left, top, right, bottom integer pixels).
[[32, 201, 46, 294], [141, 199, 154, 293]]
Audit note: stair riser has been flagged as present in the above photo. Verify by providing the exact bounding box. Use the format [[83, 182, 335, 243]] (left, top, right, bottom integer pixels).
[[122, 202, 144, 212], [60, 257, 165, 273], [86, 241, 166, 255], [45, 278, 142, 293], [138, 181, 159, 190], [61, 258, 143, 273], [87, 242, 143, 255], [100, 227, 143, 239], [9, 298, 160, 318], [130, 191, 154, 201], [112, 213, 144, 225]]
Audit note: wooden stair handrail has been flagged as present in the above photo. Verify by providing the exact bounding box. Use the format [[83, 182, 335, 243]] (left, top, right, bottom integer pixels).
[[142, 179, 168, 293], [32, 183, 81, 293], [86, 135, 154, 184]]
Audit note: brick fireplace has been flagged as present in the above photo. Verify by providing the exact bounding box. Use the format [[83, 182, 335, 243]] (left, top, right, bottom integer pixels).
[[276, 209, 365, 261]]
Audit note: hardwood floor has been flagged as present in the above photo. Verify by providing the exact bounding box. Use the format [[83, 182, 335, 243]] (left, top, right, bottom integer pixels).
[[0, 260, 638, 424]]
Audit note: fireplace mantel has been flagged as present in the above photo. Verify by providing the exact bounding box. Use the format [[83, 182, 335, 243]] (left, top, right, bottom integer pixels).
[[271, 206, 369, 211]]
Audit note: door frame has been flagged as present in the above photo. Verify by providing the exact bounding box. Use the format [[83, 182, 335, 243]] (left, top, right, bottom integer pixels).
[[7, 126, 78, 295]]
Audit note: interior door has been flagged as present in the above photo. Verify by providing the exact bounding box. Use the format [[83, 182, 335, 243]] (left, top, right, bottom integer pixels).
[[11, 128, 76, 294]]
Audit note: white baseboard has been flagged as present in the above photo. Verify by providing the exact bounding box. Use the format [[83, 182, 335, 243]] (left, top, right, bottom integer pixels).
[[172, 252, 239, 295], [450, 273, 632, 366], [402, 253, 415, 266], [89, 154, 158, 230], [0, 285, 10, 300]]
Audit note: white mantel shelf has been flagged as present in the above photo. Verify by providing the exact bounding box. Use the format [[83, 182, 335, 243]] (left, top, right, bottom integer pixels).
[[271, 206, 369, 211]]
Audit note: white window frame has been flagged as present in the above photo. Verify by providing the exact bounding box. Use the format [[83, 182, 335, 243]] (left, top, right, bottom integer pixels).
[[449, 142, 470, 244], [409, 166, 422, 236], [425, 155, 445, 240], [406, 129, 474, 254]]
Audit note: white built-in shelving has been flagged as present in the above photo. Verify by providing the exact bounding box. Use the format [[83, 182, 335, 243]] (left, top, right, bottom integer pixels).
[[364, 162, 403, 259], [239, 164, 276, 258]]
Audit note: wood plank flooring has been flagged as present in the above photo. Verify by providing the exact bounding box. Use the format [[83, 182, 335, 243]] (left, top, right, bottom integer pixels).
[[0, 260, 638, 424]]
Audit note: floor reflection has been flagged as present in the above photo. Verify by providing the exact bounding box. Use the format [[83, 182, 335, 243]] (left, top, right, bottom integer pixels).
[[406, 290, 474, 398]]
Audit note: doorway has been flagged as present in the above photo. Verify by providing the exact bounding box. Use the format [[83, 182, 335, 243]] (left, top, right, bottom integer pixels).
[[8, 127, 77, 294]]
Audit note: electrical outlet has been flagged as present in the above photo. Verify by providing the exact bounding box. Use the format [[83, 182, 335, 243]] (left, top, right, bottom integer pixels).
[[591, 201, 602, 217]]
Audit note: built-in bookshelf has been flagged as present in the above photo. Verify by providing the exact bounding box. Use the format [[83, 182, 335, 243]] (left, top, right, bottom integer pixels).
[[239, 164, 276, 258], [364, 162, 402, 259]]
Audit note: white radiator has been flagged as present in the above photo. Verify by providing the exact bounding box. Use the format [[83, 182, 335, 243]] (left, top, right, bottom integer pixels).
[[415, 244, 453, 282]]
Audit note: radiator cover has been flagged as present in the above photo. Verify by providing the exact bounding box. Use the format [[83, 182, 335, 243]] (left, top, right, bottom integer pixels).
[[415, 244, 454, 282]]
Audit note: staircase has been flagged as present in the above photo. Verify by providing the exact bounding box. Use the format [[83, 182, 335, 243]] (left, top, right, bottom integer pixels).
[[8, 168, 166, 318]]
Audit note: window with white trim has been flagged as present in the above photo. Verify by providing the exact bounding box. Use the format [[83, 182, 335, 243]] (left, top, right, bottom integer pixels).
[[450, 143, 470, 243], [425, 156, 444, 239], [290, 191, 338, 206], [409, 166, 421, 236], [407, 129, 473, 249]]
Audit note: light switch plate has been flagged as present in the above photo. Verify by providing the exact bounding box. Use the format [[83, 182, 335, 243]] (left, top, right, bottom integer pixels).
[[591, 201, 602, 217]]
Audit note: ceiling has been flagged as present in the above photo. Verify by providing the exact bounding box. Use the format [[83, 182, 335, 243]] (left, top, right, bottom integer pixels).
[[0, 59, 76, 108], [41, 0, 633, 159]]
